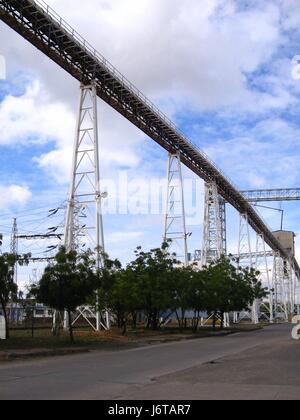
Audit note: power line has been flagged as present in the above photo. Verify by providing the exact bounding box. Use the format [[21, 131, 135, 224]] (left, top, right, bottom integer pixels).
[[17, 234, 63, 240], [0, 204, 60, 219]]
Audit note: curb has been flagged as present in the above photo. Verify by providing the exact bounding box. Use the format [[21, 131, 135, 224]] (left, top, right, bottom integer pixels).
[[0, 347, 89, 362]]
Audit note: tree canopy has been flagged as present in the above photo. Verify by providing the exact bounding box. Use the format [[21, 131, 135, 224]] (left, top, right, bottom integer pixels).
[[31, 247, 99, 342], [0, 253, 29, 338], [98, 245, 267, 332], [29, 243, 267, 342]]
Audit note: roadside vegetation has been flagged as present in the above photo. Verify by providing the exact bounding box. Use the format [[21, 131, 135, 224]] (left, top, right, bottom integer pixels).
[[0, 242, 267, 345]]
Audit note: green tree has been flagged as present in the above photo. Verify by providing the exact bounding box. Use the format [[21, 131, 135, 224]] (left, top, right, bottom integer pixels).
[[95, 251, 122, 315], [107, 268, 141, 335], [187, 269, 207, 332], [204, 257, 267, 329], [129, 243, 177, 330], [241, 266, 268, 303], [30, 247, 98, 343], [170, 265, 199, 330], [0, 253, 29, 339]]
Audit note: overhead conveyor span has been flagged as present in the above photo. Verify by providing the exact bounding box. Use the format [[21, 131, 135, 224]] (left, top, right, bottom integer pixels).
[[241, 188, 300, 202], [1, 0, 299, 276]]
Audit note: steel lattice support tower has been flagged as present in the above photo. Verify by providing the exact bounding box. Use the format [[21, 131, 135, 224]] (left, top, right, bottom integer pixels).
[[219, 198, 227, 256], [201, 182, 229, 327], [289, 261, 298, 313], [1, 1, 300, 280], [272, 255, 296, 321], [272, 253, 289, 321], [283, 259, 295, 317], [164, 153, 189, 266], [201, 182, 226, 266], [64, 82, 108, 331], [238, 214, 253, 266], [255, 233, 273, 323], [236, 214, 259, 324], [64, 82, 104, 253]]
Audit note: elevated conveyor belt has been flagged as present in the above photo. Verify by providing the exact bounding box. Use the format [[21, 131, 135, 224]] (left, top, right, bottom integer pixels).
[[1, 0, 299, 276]]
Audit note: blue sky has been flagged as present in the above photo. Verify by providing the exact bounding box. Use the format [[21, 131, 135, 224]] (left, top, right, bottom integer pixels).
[[0, 0, 300, 287]]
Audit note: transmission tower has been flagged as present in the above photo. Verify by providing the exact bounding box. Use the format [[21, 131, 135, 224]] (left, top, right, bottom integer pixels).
[[10, 218, 18, 284], [164, 152, 189, 266], [64, 81, 108, 331], [201, 182, 226, 266]]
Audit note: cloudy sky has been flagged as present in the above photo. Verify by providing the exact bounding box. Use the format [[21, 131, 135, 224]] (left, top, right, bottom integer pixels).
[[0, 0, 300, 284]]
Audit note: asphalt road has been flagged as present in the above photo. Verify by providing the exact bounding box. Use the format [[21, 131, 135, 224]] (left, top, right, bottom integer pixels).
[[0, 324, 299, 400]]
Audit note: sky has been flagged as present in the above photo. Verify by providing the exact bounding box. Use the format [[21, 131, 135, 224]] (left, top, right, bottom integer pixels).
[[0, 0, 300, 287]]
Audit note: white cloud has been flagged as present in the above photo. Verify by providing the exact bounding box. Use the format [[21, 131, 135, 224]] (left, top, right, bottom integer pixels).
[[0, 81, 75, 147], [44, 0, 285, 112], [107, 231, 143, 244], [35, 101, 143, 184], [203, 117, 300, 189], [0, 0, 298, 188], [0, 81, 142, 183], [278, 0, 300, 33], [0, 185, 31, 210], [0, 0, 292, 114], [1, 0, 300, 266], [6, 0, 294, 186]]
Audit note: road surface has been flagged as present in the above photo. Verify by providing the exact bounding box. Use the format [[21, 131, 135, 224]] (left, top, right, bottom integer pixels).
[[0, 324, 299, 400]]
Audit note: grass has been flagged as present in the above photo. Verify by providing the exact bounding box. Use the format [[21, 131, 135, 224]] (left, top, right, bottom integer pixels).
[[0, 328, 132, 351], [0, 322, 263, 353]]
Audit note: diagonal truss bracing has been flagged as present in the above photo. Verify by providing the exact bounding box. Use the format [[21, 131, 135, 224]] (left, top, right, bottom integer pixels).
[[0, 0, 299, 276], [241, 188, 300, 202]]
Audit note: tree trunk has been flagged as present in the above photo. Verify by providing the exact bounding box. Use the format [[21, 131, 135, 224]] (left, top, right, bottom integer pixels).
[[52, 311, 59, 337], [175, 310, 181, 330], [192, 316, 196, 333], [131, 312, 137, 329], [212, 313, 217, 331], [117, 311, 122, 329], [0, 299, 9, 339], [151, 311, 159, 330], [147, 314, 151, 329], [122, 319, 127, 336], [31, 309, 35, 339], [196, 311, 201, 331], [3, 307, 9, 339], [181, 310, 186, 331], [68, 309, 74, 344], [220, 312, 224, 330]]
